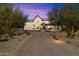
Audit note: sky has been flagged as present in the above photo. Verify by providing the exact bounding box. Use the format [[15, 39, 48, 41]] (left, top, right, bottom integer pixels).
[[13, 3, 64, 20]]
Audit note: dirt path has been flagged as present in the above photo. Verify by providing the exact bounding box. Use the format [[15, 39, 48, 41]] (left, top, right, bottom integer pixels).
[[11, 32, 79, 56]]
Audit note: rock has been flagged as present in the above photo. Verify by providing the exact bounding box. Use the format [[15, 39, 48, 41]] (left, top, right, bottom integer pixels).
[[0, 34, 10, 42]]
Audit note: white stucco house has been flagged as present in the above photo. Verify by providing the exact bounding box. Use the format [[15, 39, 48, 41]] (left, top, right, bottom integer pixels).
[[24, 15, 61, 31], [24, 15, 50, 30]]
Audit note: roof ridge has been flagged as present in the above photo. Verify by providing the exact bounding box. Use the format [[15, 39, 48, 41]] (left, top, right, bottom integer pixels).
[[32, 15, 43, 21]]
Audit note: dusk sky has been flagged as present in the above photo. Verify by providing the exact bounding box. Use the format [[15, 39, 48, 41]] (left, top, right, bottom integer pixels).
[[14, 3, 64, 20]]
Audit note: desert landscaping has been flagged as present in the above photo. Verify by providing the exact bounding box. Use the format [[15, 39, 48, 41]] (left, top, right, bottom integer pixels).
[[0, 3, 79, 56]]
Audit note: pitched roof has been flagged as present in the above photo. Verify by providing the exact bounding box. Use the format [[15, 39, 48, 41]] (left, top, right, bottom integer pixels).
[[32, 15, 43, 21], [27, 15, 48, 22]]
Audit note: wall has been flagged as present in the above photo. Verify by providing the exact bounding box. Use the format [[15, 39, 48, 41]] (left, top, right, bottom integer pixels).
[[33, 16, 43, 28], [24, 22, 34, 30]]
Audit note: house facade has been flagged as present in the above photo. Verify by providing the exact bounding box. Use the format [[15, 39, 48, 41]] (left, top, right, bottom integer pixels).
[[24, 15, 50, 30], [24, 15, 61, 31]]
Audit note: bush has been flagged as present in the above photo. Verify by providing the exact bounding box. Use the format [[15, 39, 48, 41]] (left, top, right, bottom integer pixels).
[[24, 30, 31, 35], [53, 35, 59, 40]]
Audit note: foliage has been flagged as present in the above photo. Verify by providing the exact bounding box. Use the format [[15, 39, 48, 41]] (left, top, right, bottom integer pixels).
[[48, 8, 62, 25], [0, 4, 28, 37], [60, 4, 79, 38], [48, 3, 79, 38]]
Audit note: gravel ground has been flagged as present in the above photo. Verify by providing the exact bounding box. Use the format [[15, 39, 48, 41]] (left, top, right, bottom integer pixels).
[[13, 32, 79, 56], [1, 32, 79, 56], [0, 33, 29, 56]]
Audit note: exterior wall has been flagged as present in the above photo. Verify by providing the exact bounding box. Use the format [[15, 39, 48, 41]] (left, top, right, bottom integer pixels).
[[24, 15, 54, 31], [43, 21, 50, 24], [24, 21, 61, 31], [24, 21, 50, 30], [24, 22, 34, 30], [33, 16, 43, 28], [24, 16, 44, 30]]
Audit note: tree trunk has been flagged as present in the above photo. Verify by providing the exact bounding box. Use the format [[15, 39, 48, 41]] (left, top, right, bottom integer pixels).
[[70, 26, 74, 38], [71, 26, 74, 35], [76, 29, 79, 37]]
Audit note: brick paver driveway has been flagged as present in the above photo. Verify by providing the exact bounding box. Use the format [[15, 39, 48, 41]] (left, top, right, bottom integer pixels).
[[13, 32, 79, 56]]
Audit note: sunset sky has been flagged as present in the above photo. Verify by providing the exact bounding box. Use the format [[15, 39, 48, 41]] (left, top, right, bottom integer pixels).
[[14, 3, 64, 20]]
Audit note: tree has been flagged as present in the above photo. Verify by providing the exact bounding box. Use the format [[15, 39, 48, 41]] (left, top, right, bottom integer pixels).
[[13, 8, 28, 28], [60, 3, 79, 38], [0, 5, 13, 35], [0, 4, 28, 38], [48, 7, 62, 25]]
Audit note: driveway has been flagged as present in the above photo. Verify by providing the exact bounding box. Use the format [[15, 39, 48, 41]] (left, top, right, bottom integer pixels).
[[13, 32, 79, 56]]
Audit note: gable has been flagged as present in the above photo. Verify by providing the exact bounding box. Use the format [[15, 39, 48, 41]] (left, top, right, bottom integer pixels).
[[33, 15, 43, 24], [25, 15, 50, 25]]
